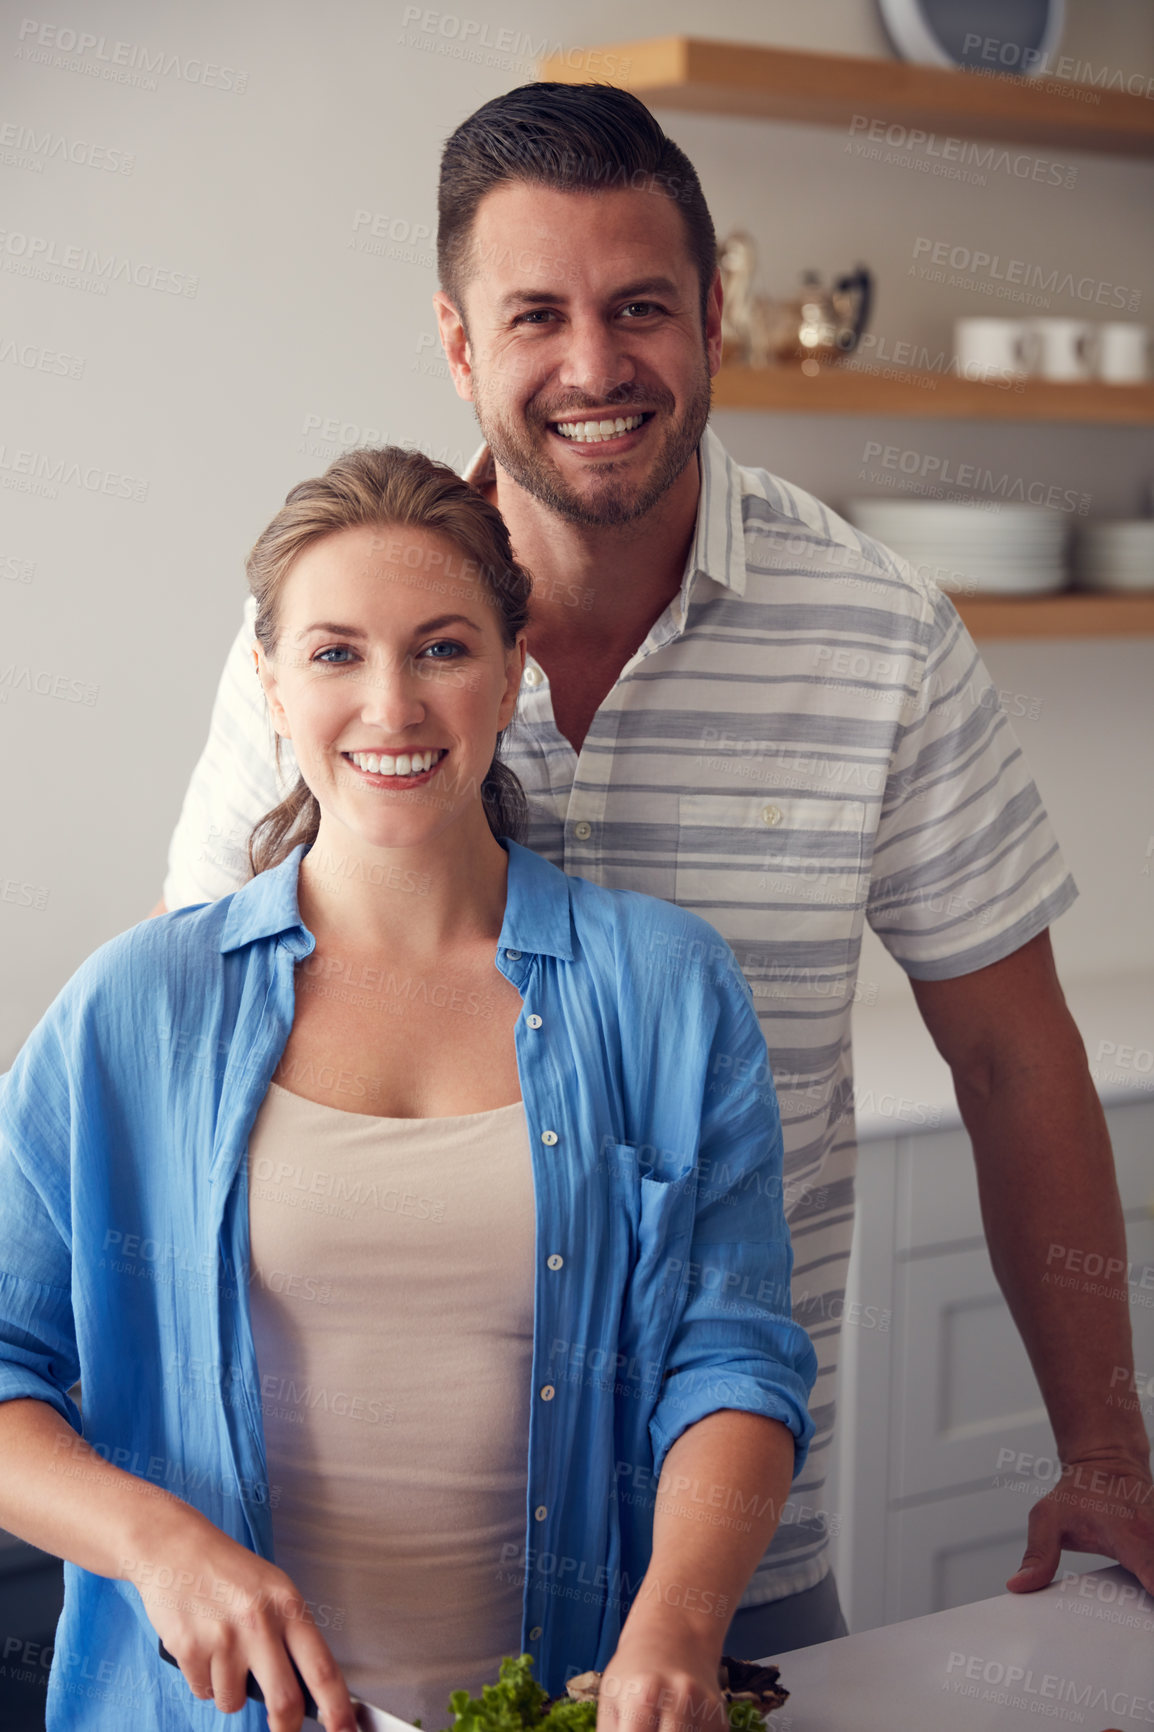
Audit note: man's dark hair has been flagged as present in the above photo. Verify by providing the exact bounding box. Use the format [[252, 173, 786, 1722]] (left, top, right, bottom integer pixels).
[[437, 82, 717, 332]]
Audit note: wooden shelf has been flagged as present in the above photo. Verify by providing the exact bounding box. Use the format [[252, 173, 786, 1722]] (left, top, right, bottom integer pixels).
[[712, 364, 1154, 422], [953, 593, 1154, 638], [541, 36, 1154, 157]]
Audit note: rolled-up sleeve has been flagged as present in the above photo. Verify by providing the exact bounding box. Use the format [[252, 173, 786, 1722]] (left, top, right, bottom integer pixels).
[[0, 1064, 81, 1430], [648, 971, 817, 1481]]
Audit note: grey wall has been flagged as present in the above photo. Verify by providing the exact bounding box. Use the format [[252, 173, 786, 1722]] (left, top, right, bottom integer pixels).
[[3, 0, 1153, 1060]]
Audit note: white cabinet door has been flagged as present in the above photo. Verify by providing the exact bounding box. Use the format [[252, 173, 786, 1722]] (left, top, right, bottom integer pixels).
[[891, 1243, 1052, 1501], [888, 1099, 1154, 1503], [837, 1098, 1154, 1631], [895, 1126, 983, 1254]]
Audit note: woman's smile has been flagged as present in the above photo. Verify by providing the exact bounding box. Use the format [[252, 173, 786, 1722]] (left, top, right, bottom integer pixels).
[[341, 746, 449, 786]]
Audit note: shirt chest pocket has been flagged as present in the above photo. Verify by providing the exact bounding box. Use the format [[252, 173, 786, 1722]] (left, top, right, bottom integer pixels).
[[611, 1143, 699, 1394], [674, 792, 868, 1001]]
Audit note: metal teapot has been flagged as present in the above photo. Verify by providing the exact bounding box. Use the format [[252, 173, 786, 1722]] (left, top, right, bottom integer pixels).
[[763, 267, 873, 365]]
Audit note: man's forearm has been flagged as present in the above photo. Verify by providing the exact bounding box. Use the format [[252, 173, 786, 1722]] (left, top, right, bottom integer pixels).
[[960, 1044, 1150, 1468], [621, 1409, 796, 1658]]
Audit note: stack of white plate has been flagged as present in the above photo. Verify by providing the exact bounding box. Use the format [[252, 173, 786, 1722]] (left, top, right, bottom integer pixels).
[[1074, 521, 1154, 592], [844, 500, 1069, 596]]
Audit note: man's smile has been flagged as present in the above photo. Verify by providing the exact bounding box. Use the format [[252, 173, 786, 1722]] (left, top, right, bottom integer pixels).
[[547, 411, 655, 449], [549, 411, 653, 444]]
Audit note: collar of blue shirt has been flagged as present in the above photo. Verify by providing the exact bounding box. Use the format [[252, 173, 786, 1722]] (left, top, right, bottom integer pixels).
[[216, 837, 576, 961]]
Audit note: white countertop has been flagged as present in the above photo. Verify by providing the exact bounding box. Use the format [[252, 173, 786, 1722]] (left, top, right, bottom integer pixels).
[[763, 1566, 1154, 1728], [851, 969, 1154, 1140]]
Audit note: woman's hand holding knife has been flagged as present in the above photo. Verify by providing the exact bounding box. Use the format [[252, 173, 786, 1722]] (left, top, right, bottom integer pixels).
[[0, 1399, 356, 1731], [130, 1499, 358, 1730]]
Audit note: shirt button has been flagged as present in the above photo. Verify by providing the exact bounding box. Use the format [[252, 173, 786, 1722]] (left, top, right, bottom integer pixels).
[[761, 804, 783, 827], [527, 1013, 543, 1029], [523, 667, 542, 687], [573, 820, 592, 840], [541, 1130, 558, 1146], [540, 1385, 555, 1402], [547, 1253, 564, 1271], [529, 1626, 543, 1641], [534, 1505, 548, 1522], [505, 948, 522, 961]]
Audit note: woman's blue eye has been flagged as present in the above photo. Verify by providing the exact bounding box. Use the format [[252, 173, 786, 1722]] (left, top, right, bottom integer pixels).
[[311, 640, 465, 665]]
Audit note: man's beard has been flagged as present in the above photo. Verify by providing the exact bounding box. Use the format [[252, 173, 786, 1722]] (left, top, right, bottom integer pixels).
[[472, 361, 712, 529]]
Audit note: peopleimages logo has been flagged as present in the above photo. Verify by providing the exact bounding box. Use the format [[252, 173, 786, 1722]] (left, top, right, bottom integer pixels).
[[0, 334, 85, 379], [0, 120, 135, 175], [944, 1649, 1154, 1721], [0, 229, 198, 297], [910, 236, 1141, 312], [0, 443, 148, 502], [960, 32, 1154, 98], [396, 7, 632, 80], [847, 116, 1078, 190], [15, 18, 248, 93], [859, 439, 1092, 514]]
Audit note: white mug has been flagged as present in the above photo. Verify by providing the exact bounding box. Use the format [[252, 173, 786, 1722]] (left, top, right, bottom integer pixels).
[[953, 317, 1032, 383], [1023, 317, 1097, 382], [1096, 322, 1150, 383]]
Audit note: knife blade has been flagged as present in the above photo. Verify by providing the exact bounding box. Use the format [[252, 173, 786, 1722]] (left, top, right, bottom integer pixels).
[[158, 1638, 423, 1731], [346, 1701, 426, 1732]]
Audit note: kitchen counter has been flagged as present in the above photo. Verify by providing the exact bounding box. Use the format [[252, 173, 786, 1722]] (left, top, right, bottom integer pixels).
[[851, 969, 1154, 1140], [762, 1566, 1154, 1728]]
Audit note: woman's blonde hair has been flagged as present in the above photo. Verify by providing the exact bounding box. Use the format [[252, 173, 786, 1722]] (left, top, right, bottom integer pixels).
[[245, 445, 531, 875]]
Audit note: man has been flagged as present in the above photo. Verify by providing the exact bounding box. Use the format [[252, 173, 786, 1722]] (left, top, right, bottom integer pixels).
[[156, 83, 1153, 1652]]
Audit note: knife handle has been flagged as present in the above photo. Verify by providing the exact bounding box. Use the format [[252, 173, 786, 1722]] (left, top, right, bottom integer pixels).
[[158, 1637, 321, 1720]]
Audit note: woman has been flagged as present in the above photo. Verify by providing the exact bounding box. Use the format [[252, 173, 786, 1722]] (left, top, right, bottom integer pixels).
[[0, 448, 816, 1732]]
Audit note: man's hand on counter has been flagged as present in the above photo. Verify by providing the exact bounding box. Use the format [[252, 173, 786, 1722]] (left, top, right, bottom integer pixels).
[[1007, 1447, 1154, 1597]]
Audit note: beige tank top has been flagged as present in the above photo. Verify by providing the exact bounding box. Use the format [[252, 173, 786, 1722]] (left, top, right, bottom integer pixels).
[[246, 1081, 536, 1729]]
